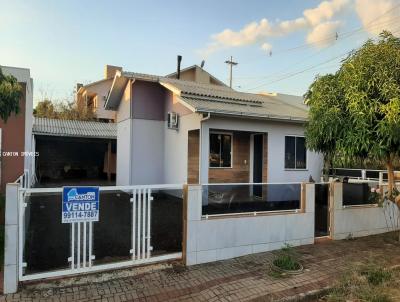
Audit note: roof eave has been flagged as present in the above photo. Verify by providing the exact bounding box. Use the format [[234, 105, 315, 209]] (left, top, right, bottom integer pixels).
[[195, 109, 307, 123], [104, 71, 129, 110]]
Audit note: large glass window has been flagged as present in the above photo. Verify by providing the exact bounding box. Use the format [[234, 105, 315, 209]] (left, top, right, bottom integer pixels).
[[209, 133, 232, 168], [285, 136, 307, 169]]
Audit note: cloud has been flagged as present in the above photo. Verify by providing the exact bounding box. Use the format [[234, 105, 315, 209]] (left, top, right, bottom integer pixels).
[[306, 21, 342, 48], [303, 0, 350, 26], [261, 42, 272, 53], [355, 0, 400, 35], [199, 0, 351, 56]]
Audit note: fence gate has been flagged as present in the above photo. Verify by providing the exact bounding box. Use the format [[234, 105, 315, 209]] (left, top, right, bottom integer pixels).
[[15, 184, 184, 282], [131, 188, 152, 260]]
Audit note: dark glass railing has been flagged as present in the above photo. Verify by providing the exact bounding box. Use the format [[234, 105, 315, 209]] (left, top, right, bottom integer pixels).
[[342, 182, 380, 206], [202, 183, 302, 216]]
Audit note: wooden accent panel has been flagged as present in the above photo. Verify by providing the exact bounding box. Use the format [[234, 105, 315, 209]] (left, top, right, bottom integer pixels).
[[187, 130, 200, 184], [209, 132, 250, 183]]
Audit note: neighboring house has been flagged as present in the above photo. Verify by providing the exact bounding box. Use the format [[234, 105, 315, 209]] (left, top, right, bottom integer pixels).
[[166, 64, 227, 86], [102, 66, 323, 186], [0, 66, 33, 192], [75, 65, 119, 122]]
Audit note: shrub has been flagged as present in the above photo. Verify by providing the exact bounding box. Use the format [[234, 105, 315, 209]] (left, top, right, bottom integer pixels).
[[273, 244, 301, 271]]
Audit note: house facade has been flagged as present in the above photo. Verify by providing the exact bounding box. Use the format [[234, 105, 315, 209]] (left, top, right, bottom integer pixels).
[[0, 66, 33, 191], [75, 65, 119, 122], [102, 65, 323, 186]]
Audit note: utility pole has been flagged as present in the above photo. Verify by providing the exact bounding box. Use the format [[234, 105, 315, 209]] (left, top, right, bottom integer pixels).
[[225, 56, 238, 88]]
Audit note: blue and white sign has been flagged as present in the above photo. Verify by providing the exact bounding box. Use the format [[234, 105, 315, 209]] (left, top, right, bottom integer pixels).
[[62, 187, 99, 223]]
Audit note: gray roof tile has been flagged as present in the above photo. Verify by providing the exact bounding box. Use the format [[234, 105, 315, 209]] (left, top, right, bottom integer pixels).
[[33, 117, 117, 139]]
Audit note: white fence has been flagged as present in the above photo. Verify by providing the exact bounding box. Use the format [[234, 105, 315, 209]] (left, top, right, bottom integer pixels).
[[331, 182, 400, 240], [184, 183, 314, 265], [5, 180, 400, 294], [14, 169, 30, 189], [4, 183, 184, 293]]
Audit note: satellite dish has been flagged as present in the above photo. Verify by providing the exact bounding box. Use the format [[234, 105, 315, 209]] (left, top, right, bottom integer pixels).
[[200, 60, 205, 68]]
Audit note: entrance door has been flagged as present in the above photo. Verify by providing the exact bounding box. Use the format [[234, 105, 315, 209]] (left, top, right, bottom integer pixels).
[[253, 134, 263, 197], [315, 184, 330, 237]]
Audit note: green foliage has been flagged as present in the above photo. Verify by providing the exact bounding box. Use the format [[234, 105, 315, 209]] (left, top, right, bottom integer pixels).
[[273, 244, 301, 271], [361, 267, 392, 286], [34, 99, 95, 121], [0, 67, 22, 122], [34, 99, 57, 118], [305, 31, 400, 191]]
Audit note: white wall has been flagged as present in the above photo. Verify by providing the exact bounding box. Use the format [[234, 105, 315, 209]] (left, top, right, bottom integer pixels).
[[332, 183, 398, 240], [116, 119, 132, 185], [163, 113, 201, 184], [131, 119, 164, 185], [185, 184, 315, 265], [200, 116, 324, 184]]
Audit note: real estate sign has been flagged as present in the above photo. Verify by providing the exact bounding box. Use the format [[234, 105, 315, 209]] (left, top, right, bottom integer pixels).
[[62, 187, 99, 223]]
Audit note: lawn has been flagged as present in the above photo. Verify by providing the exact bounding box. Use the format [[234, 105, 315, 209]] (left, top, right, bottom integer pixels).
[[320, 263, 400, 302]]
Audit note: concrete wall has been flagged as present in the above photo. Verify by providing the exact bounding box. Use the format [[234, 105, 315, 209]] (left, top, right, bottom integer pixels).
[[163, 113, 202, 184], [200, 116, 323, 184], [185, 184, 315, 265], [116, 119, 132, 185], [331, 182, 398, 240], [131, 119, 164, 185]]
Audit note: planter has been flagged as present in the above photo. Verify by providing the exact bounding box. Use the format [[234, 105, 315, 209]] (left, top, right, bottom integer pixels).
[[270, 259, 304, 275]]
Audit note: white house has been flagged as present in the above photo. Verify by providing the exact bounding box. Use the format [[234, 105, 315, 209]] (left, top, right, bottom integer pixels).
[[102, 64, 323, 186]]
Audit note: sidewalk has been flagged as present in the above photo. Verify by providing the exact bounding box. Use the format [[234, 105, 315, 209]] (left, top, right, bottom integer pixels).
[[2, 233, 400, 302]]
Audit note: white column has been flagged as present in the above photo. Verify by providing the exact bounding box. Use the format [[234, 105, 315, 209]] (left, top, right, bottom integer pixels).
[[185, 185, 202, 266], [4, 184, 20, 294], [199, 123, 209, 184]]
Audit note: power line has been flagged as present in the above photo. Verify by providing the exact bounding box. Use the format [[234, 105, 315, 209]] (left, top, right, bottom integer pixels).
[[238, 5, 400, 91], [245, 50, 353, 91]]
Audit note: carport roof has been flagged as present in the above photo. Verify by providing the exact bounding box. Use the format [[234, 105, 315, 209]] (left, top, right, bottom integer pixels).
[[33, 117, 117, 139]]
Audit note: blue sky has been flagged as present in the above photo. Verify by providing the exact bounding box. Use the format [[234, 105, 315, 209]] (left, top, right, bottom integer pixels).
[[1, 0, 399, 103]]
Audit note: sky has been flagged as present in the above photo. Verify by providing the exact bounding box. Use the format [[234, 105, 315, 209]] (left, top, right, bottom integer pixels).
[[1, 0, 400, 104]]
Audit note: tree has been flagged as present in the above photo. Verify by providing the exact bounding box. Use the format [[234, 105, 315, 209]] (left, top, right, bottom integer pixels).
[[34, 99, 95, 121], [34, 99, 57, 118], [0, 67, 22, 122], [304, 73, 347, 180], [305, 31, 400, 199]]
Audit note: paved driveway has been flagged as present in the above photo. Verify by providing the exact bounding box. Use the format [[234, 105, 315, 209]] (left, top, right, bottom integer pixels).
[[2, 233, 400, 302]]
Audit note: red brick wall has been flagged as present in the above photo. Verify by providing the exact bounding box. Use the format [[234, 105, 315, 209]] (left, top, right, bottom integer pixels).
[[0, 83, 26, 192]]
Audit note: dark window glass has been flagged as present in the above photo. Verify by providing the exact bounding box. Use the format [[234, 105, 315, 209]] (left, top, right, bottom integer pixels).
[[209, 133, 232, 167], [221, 135, 232, 167], [285, 136, 306, 169], [295, 137, 306, 169], [209, 134, 221, 167], [285, 136, 295, 169]]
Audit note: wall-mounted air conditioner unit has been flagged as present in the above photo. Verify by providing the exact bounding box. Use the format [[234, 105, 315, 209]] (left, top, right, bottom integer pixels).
[[167, 112, 179, 130]]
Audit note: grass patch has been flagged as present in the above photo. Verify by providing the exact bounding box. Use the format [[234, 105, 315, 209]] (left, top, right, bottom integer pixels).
[[322, 264, 395, 302], [272, 244, 302, 271]]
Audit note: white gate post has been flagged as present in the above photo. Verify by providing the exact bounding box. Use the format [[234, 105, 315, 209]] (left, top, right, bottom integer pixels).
[[184, 185, 202, 266], [4, 183, 20, 294]]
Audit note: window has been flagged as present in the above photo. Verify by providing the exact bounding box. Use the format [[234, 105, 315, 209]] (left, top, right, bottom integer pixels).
[[209, 133, 232, 168], [285, 136, 306, 169]]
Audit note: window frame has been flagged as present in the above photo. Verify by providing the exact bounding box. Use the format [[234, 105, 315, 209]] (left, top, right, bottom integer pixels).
[[209, 131, 233, 169], [284, 135, 308, 171]]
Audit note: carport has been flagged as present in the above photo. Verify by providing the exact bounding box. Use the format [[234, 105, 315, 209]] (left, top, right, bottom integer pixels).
[[32, 117, 117, 187]]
